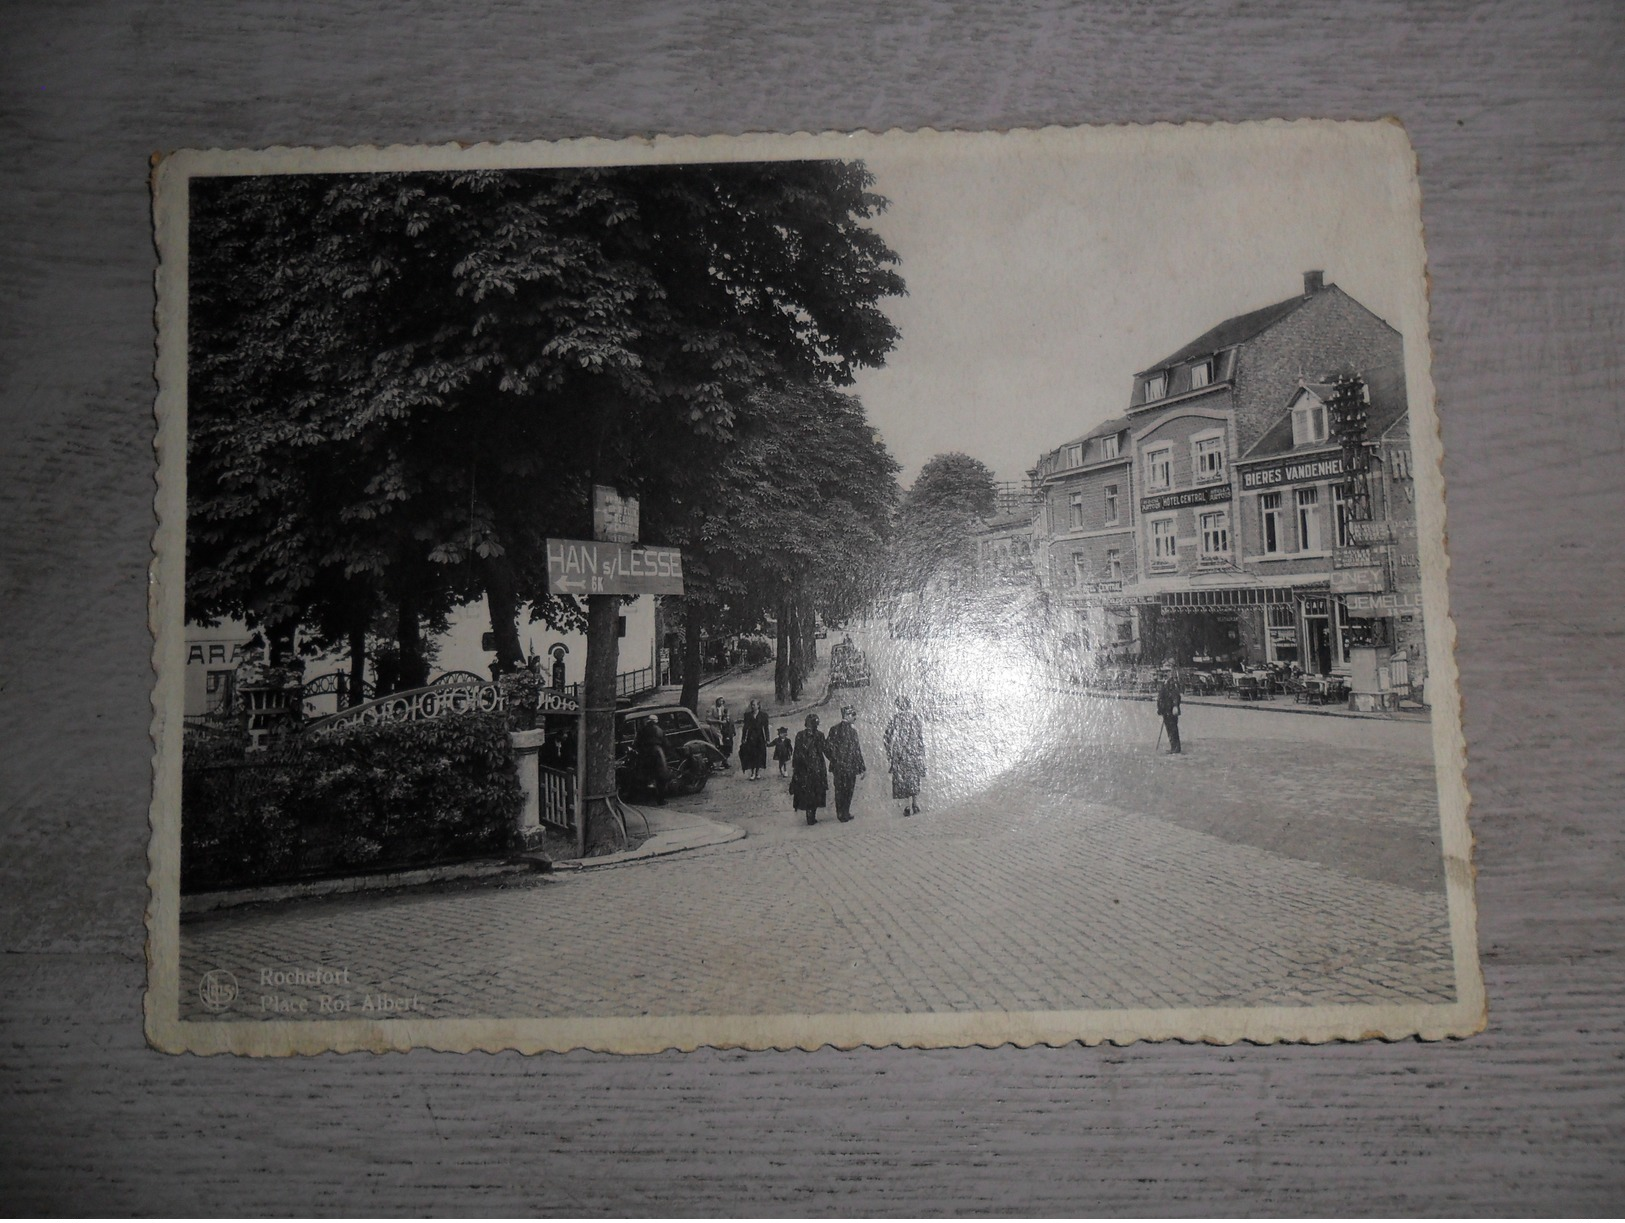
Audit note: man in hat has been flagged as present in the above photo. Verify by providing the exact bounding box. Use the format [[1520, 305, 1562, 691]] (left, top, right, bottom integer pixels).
[[826, 704, 867, 822], [1156, 669, 1183, 755]]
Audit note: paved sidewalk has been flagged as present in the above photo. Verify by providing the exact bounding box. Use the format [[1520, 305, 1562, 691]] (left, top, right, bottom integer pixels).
[[640, 654, 834, 723], [563, 801, 742, 869]]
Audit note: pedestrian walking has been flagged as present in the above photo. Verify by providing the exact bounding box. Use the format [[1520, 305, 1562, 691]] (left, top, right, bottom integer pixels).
[[883, 695, 926, 816], [772, 727, 793, 778], [738, 697, 770, 780], [826, 704, 867, 822], [708, 695, 734, 761], [1156, 669, 1183, 755], [790, 713, 831, 825], [634, 713, 672, 805]]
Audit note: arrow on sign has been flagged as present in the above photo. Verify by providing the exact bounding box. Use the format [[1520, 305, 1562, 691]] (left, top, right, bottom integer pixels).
[[554, 575, 587, 593]]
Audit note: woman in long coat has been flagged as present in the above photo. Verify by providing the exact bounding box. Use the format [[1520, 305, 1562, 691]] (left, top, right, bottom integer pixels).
[[738, 697, 771, 780], [883, 695, 926, 816], [790, 712, 832, 825]]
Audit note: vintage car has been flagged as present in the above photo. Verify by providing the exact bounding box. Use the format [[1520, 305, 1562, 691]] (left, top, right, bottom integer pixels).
[[829, 637, 871, 688], [613, 704, 728, 799]]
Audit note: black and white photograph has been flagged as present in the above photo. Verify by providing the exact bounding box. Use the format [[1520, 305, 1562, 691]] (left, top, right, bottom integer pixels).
[[148, 122, 1481, 1053]]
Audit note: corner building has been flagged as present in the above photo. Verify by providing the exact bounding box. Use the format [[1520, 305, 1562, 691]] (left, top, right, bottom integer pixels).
[[1083, 271, 1411, 674], [1232, 362, 1425, 689]]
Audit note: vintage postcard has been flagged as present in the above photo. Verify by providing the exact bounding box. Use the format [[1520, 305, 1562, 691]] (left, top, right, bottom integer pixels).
[[148, 121, 1483, 1054]]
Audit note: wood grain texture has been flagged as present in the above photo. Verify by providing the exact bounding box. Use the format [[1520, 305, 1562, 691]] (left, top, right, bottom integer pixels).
[[1, 0, 1621, 1212]]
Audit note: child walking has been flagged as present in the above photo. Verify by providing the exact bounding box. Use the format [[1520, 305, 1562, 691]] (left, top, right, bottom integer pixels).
[[772, 727, 793, 778]]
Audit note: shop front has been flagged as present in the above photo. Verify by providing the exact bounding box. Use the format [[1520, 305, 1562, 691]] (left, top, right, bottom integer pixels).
[[1068, 585, 1156, 665], [1143, 586, 1305, 669]]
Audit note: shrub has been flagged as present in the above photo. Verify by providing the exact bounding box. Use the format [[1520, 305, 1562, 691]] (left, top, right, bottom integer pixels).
[[181, 712, 523, 893]]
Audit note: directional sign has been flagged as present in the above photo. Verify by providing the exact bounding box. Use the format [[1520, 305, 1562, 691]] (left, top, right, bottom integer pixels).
[[545, 538, 685, 596]]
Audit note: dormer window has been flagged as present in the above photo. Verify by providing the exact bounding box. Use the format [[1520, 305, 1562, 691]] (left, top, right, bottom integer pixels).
[[1100, 433, 1120, 460], [1064, 442, 1083, 469], [1290, 391, 1329, 446], [1189, 360, 1212, 390], [1143, 373, 1167, 403]]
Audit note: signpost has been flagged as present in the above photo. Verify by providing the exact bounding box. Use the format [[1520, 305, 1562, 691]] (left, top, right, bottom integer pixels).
[[592, 484, 640, 544], [545, 539, 686, 597]]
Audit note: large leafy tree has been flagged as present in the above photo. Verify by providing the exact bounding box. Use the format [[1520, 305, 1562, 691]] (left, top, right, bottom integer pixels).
[[645, 383, 900, 706], [890, 451, 999, 596], [187, 159, 903, 849]]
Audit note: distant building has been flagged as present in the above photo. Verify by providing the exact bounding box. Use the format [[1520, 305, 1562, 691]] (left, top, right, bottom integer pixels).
[[1029, 416, 1139, 656]]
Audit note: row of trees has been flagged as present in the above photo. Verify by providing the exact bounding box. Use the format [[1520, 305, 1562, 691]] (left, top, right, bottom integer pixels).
[[186, 160, 906, 849]]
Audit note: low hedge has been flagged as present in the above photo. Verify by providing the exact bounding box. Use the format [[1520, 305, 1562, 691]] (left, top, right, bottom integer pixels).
[[181, 712, 523, 893]]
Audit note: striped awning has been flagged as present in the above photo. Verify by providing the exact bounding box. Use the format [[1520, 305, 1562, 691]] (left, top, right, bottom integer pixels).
[[1158, 585, 1321, 609]]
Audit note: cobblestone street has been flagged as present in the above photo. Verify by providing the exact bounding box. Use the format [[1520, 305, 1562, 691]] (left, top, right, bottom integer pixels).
[[179, 640, 1456, 1023]]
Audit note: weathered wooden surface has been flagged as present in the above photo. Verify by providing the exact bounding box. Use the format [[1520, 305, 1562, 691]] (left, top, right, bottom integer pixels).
[[2, 0, 1621, 1212]]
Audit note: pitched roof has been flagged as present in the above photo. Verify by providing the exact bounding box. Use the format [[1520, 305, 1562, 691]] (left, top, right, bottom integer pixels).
[[1241, 362, 1410, 461], [1134, 293, 1314, 378], [1039, 414, 1132, 463]]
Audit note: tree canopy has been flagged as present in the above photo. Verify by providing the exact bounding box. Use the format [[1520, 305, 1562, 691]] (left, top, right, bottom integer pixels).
[[890, 451, 999, 594], [186, 160, 905, 681]]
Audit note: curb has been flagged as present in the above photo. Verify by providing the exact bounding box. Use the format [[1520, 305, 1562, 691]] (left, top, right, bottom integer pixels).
[[181, 856, 552, 915], [1052, 686, 1429, 721], [553, 806, 746, 870]]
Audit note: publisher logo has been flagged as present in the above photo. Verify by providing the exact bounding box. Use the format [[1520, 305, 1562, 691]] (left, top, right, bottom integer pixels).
[[199, 969, 239, 1011]]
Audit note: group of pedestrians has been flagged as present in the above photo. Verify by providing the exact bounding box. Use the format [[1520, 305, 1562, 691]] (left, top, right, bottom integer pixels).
[[690, 687, 928, 826], [789, 696, 925, 826]]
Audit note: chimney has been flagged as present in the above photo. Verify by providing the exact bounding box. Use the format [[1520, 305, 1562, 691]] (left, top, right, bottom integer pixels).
[[1303, 270, 1325, 295]]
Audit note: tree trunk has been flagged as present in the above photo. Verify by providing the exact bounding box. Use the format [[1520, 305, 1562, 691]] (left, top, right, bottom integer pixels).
[[796, 590, 817, 680], [480, 554, 526, 675], [786, 597, 804, 702], [267, 622, 295, 666], [583, 593, 622, 854], [395, 589, 429, 691], [681, 603, 704, 712], [346, 624, 366, 708], [774, 594, 792, 704]]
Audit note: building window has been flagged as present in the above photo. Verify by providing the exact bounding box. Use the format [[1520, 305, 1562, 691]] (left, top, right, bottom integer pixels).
[[1068, 491, 1084, 529], [1151, 516, 1178, 565], [1332, 484, 1351, 548], [1189, 360, 1212, 390], [1105, 548, 1123, 583], [1100, 433, 1120, 460], [1261, 491, 1284, 554], [205, 670, 234, 714], [1199, 510, 1230, 558], [1146, 446, 1173, 491], [1266, 603, 1298, 664], [1144, 373, 1167, 402], [1292, 396, 1329, 446], [1103, 483, 1120, 525], [1296, 486, 1323, 552], [1064, 442, 1083, 469], [1192, 435, 1225, 484], [1072, 552, 1087, 587]]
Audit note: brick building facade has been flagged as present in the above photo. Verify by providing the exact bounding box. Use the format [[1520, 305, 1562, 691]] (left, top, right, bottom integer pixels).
[[1003, 271, 1426, 697]]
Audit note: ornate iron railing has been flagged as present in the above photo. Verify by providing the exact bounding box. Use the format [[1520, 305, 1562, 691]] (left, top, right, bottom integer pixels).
[[299, 671, 376, 704], [304, 678, 507, 737]]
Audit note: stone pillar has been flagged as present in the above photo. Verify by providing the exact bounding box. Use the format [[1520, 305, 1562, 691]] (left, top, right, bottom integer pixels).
[[508, 729, 546, 839]]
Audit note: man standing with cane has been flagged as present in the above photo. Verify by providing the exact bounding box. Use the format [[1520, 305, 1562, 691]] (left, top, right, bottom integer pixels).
[[1156, 668, 1183, 755]]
